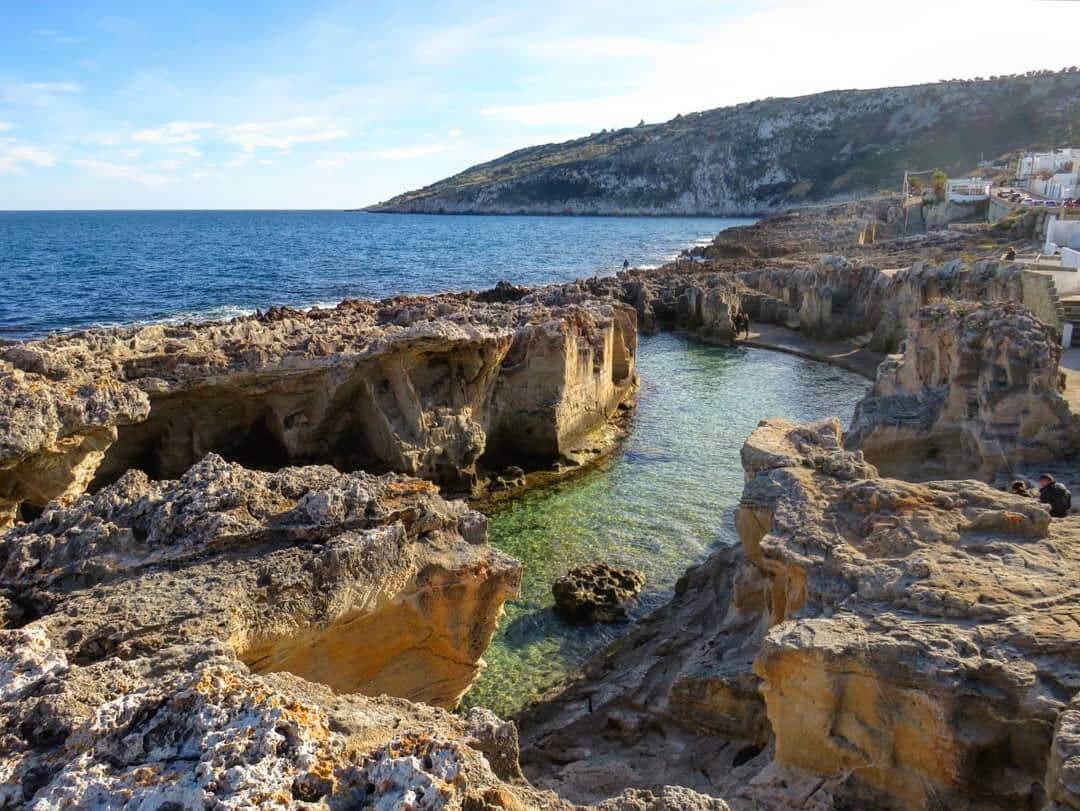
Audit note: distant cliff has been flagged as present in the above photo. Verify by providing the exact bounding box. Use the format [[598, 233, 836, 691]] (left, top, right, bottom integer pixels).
[[369, 70, 1080, 216]]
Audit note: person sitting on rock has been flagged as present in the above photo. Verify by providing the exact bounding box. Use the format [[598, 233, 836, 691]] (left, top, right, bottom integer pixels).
[[1010, 479, 1033, 498], [1002, 245, 1017, 261], [1038, 474, 1072, 518]]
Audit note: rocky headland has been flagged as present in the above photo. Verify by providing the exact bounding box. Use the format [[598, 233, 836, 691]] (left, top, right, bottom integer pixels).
[[368, 71, 1080, 216], [5, 194, 1080, 809]]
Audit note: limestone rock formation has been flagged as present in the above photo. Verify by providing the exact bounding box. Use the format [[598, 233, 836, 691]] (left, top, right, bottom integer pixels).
[[0, 290, 637, 526], [521, 417, 1080, 810], [0, 366, 149, 528], [0, 453, 520, 708], [552, 562, 645, 624], [0, 633, 728, 810], [739, 258, 1062, 352], [848, 301, 1079, 481]]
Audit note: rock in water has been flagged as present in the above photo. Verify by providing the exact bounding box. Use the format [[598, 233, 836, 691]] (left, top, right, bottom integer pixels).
[[553, 562, 645, 623]]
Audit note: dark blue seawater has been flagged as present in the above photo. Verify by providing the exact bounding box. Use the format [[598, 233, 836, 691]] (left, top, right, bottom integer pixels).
[[0, 211, 747, 337]]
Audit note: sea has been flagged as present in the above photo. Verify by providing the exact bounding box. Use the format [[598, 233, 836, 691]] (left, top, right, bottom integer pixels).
[[0, 210, 743, 338]]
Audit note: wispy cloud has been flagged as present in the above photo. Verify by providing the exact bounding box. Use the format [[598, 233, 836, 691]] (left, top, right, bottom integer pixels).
[[0, 121, 12, 132], [368, 143, 459, 161], [228, 116, 346, 152], [133, 121, 214, 145], [0, 143, 56, 173], [36, 29, 83, 45], [0, 80, 81, 106], [26, 81, 80, 94], [72, 158, 175, 186], [172, 145, 202, 158]]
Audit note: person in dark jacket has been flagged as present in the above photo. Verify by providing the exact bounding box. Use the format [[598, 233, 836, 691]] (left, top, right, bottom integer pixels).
[[1038, 474, 1072, 518]]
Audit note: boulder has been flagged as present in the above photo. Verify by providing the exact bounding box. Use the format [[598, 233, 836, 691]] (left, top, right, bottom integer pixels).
[[552, 562, 646, 623]]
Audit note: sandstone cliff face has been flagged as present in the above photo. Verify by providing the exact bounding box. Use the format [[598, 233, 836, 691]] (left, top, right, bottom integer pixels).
[[848, 301, 1079, 481], [520, 417, 1080, 810], [0, 366, 149, 527], [0, 291, 638, 527], [739, 259, 1060, 353]]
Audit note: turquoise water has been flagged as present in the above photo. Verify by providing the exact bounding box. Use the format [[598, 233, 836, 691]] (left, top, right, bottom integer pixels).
[[0, 211, 746, 337], [464, 333, 869, 716]]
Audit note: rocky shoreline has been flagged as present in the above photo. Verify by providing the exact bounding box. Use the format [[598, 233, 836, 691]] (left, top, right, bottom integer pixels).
[[4, 195, 1080, 809]]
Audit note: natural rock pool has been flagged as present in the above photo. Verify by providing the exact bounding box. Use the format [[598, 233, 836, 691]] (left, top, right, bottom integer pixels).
[[464, 332, 870, 716]]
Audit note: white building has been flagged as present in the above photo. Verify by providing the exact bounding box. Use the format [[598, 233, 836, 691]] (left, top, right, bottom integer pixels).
[[945, 178, 992, 202], [1044, 217, 1080, 269], [1018, 149, 1079, 200]]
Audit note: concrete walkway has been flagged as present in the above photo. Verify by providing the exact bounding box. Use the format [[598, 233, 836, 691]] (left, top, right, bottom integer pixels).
[[740, 322, 885, 380]]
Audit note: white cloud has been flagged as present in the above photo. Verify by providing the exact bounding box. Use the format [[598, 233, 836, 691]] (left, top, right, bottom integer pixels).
[[157, 159, 183, 171], [133, 121, 214, 145], [0, 143, 56, 173], [36, 30, 83, 44], [412, 14, 517, 66], [26, 82, 80, 94], [172, 145, 202, 158], [0, 80, 81, 106], [313, 157, 348, 169], [367, 143, 457, 161], [0, 121, 11, 132], [483, 0, 1080, 130], [447, 128, 463, 138], [228, 116, 347, 152], [72, 158, 175, 186]]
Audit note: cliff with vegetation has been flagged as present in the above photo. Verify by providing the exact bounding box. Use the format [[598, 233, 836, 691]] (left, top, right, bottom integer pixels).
[[369, 69, 1080, 216]]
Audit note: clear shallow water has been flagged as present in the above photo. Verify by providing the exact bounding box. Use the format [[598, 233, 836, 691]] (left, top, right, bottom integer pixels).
[[464, 333, 868, 717], [0, 211, 745, 337]]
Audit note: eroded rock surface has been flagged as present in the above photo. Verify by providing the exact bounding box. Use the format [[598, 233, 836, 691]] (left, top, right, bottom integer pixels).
[[552, 562, 645, 624], [848, 301, 1079, 480], [521, 417, 1080, 810], [0, 290, 638, 526], [0, 454, 521, 708], [0, 633, 728, 810]]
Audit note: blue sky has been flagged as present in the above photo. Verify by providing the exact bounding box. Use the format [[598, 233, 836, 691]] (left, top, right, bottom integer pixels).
[[1, 0, 1077, 209]]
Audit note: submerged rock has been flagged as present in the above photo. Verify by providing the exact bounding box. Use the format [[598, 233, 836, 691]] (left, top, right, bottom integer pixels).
[[553, 562, 646, 624]]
